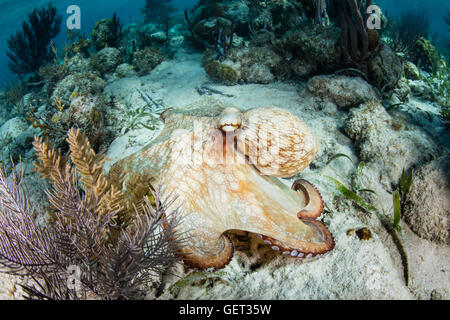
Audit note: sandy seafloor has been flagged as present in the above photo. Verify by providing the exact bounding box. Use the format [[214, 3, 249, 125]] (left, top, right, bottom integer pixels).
[[0, 48, 449, 300]]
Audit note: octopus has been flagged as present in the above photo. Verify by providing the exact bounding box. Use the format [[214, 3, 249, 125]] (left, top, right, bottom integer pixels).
[[117, 100, 334, 270]]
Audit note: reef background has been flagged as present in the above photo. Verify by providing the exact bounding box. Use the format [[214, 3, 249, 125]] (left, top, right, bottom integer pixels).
[[0, 0, 198, 86], [1, 0, 449, 86], [0, 0, 448, 300]]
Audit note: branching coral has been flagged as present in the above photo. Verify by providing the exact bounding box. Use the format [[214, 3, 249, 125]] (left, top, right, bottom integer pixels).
[[338, 0, 381, 75], [0, 129, 183, 299], [6, 3, 62, 75]]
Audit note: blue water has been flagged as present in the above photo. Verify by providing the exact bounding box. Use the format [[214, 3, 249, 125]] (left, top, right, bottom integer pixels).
[[377, 0, 450, 38], [0, 0, 197, 86], [0, 0, 448, 87]]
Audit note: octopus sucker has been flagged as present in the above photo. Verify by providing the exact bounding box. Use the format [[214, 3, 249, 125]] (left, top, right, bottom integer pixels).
[[258, 218, 335, 258], [117, 100, 335, 270]]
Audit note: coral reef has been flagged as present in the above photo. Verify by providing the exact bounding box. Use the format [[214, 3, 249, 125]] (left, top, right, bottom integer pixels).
[[403, 61, 420, 80], [306, 75, 379, 110], [39, 62, 69, 98], [367, 45, 402, 92], [90, 47, 123, 75], [64, 34, 92, 58], [132, 47, 164, 76], [344, 102, 438, 184], [203, 24, 342, 85], [91, 13, 122, 51], [51, 72, 106, 106], [115, 63, 137, 78], [3, 81, 27, 117], [229, 47, 282, 83], [0, 117, 35, 169], [6, 3, 62, 75], [411, 37, 444, 73], [216, 61, 240, 85], [272, 25, 342, 78]]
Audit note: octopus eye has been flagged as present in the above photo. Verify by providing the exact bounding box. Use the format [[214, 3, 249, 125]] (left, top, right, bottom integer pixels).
[[219, 107, 242, 133]]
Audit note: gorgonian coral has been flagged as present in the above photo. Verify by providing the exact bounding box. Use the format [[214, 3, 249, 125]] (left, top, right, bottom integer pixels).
[[6, 3, 62, 75], [0, 129, 183, 300]]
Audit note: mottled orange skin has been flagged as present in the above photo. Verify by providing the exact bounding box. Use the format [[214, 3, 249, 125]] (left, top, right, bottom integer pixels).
[[117, 104, 334, 269]]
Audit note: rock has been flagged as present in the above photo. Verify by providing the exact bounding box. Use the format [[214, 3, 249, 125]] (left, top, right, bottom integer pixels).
[[356, 228, 372, 240], [51, 72, 106, 105], [391, 78, 411, 103], [404, 61, 420, 80], [228, 47, 281, 84], [115, 63, 137, 78], [0, 117, 28, 140], [190, 0, 249, 36], [91, 17, 121, 51], [90, 47, 122, 74], [0, 273, 32, 300], [403, 156, 450, 244], [291, 58, 316, 79], [141, 23, 157, 35], [217, 61, 240, 85], [230, 47, 282, 70], [223, 0, 250, 33], [307, 75, 379, 110], [368, 45, 402, 91], [133, 47, 164, 76], [0, 117, 34, 168], [408, 80, 433, 98], [169, 35, 185, 48], [150, 31, 168, 44], [273, 25, 342, 78], [344, 101, 439, 183], [203, 46, 283, 85], [66, 53, 92, 74], [241, 63, 274, 84], [193, 17, 233, 45]]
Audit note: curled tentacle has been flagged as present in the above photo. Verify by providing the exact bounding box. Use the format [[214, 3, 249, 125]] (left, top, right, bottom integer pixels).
[[257, 219, 335, 260], [181, 234, 235, 270], [292, 179, 324, 219]]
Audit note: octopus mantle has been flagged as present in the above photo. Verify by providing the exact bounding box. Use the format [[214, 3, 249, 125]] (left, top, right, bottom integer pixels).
[[117, 101, 334, 269]]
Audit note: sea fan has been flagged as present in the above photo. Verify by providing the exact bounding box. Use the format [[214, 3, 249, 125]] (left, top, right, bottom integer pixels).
[[0, 129, 183, 300], [6, 3, 62, 75]]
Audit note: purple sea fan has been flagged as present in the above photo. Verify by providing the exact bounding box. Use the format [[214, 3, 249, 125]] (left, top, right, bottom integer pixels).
[[0, 154, 184, 300]]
